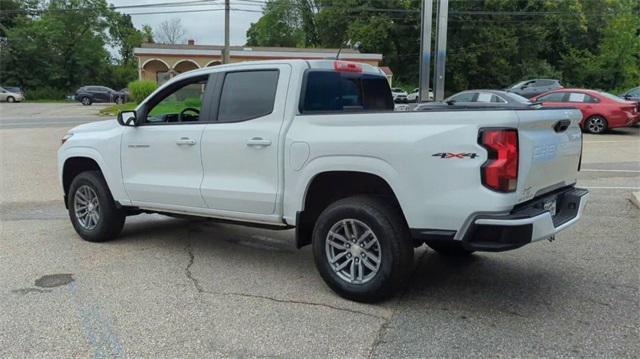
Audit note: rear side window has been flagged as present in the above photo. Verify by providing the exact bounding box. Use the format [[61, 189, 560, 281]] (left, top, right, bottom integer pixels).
[[301, 71, 393, 113], [218, 70, 279, 122]]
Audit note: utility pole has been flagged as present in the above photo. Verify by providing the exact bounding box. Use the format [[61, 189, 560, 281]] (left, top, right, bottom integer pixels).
[[433, 0, 449, 101], [419, 0, 433, 103], [223, 0, 230, 64]]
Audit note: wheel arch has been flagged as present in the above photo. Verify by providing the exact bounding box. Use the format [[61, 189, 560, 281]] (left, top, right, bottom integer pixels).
[[59, 148, 129, 208], [294, 170, 408, 249], [62, 157, 101, 198]]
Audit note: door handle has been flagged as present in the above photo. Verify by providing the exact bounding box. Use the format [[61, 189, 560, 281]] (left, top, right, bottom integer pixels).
[[176, 137, 197, 146], [246, 137, 272, 147]]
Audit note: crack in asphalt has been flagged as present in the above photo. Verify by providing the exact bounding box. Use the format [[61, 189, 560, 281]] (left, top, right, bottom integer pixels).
[[184, 226, 205, 294], [367, 248, 431, 359], [182, 225, 388, 322], [215, 291, 387, 320]]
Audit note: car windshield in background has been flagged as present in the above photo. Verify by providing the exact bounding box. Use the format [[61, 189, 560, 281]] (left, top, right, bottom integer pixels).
[[509, 81, 528, 89], [598, 91, 627, 103], [509, 93, 532, 104]]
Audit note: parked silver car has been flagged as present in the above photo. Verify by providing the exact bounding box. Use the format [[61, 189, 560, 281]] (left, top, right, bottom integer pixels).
[[0, 86, 24, 103]]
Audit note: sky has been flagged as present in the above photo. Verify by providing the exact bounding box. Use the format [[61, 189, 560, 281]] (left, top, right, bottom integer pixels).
[[110, 0, 265, 46]]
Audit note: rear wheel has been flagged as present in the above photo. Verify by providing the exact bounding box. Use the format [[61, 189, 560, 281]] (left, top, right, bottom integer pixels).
[[67, 171, 125, 242], [7, 96, 15, 103], [312, 196, 413, 302], [425, 240, 474, 257], [584, 115, 608, 134], [81, 96, 92, 106]]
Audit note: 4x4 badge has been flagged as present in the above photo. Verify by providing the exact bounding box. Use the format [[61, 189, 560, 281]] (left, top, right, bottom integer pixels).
[[432, 152, 479, 159]]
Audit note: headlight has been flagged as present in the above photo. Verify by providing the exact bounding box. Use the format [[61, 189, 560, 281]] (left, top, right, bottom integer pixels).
[[61, 133, 74, 145]]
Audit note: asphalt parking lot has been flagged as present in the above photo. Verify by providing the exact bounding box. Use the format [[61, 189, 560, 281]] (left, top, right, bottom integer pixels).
[[0, 103, 638, 357]]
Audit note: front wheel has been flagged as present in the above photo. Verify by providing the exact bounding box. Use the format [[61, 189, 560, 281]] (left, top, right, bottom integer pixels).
[[312, 196, 413, 302], [115, 96, 124, 104], [7, 96, 15, 103], [584, 115, 608, 134], [67, 171, 125, 242], [81, 96, 92, 106]]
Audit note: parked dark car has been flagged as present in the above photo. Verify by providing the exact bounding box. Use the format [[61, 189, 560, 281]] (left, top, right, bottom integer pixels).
[[414, 90, 535, 111], [620, 86, 640, 103], [506, 79, 562, 98], [75, 86, 127, 106]]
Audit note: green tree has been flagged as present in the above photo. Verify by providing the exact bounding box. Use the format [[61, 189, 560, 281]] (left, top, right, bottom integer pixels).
[[245, 0, 639, 93], [0, 0, 147, 98]]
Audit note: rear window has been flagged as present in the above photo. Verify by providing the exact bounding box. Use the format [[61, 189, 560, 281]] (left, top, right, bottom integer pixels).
[[598, 91, 627, 103], [300, 71, 393, 113]]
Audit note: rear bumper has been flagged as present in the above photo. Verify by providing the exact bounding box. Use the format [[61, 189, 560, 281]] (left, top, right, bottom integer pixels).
[[462, 186, 589, 251], [411, 186, 589, 252]]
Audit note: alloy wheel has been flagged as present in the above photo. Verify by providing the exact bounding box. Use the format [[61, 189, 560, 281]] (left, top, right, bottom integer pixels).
[[325, 219, 382, 284], [587, 117, 606, 133], [74, 185, 100, 230]]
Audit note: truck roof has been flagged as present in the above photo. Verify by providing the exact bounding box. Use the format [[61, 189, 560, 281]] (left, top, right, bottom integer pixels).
[[171, 59, 386, 81]]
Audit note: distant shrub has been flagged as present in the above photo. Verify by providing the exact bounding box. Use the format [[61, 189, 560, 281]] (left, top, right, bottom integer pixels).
[[26, 87, 67, 100], [128, 80, 158, 103]]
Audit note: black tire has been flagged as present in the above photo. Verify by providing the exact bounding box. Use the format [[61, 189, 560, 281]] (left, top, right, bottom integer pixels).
[[7, 96, 15, 103], [67, 171, 125, 242], [81, 96, 92, 106], [584, 115, 608, 134], [425, 240, 475, 257], [312, 196, 413, 302], [115, 96, 124, 105]]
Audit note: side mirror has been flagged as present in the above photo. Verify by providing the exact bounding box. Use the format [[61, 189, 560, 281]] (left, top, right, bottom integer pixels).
[[117, 110, 137, 126]]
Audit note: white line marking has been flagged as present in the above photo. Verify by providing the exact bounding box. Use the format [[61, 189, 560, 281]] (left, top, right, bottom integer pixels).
[[581, 169, 640, 173], [583, 186, 640, 190], [584, 140, 639, 143]]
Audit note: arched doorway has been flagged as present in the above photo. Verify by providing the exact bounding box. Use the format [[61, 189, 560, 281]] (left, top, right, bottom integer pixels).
[[141, 59, 170, 84], [206, 60, 222, 67]]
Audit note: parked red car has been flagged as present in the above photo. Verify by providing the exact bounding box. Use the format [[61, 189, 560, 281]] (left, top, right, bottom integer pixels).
[[531, 88, 640, 134]]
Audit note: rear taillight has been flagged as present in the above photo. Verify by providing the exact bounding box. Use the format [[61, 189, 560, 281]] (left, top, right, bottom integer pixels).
[[479, 129, 519, 192]]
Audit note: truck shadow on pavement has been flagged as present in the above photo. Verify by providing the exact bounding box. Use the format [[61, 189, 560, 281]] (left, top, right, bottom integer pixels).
[[111, 215, 585, 317]]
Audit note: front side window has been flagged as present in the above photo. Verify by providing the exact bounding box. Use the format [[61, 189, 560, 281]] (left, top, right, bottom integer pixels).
[[145, 75, 209, 123], [450, 92, 476, 102], [538, 92, 566, 102], [218, 70, 279, 122]]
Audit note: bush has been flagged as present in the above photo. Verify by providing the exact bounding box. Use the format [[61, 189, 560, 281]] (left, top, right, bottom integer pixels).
[[26, 86, 68, 100], [128, 80, 158, 103]]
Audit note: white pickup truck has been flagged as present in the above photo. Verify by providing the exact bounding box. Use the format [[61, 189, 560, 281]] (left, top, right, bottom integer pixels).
[[58, 60, 589, 302]]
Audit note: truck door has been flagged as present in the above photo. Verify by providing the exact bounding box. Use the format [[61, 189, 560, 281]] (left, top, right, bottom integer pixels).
[[121, 74, 214, 208], [199, 64, 291, 215]]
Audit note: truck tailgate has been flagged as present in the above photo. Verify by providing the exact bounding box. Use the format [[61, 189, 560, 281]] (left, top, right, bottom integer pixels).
[[515, 108, 583, 203]]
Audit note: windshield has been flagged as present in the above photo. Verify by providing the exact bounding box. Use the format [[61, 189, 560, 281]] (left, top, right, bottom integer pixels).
[[508, 93, 532, 104], [598, 91, 627, 103], [508, 81, 528, 89]]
